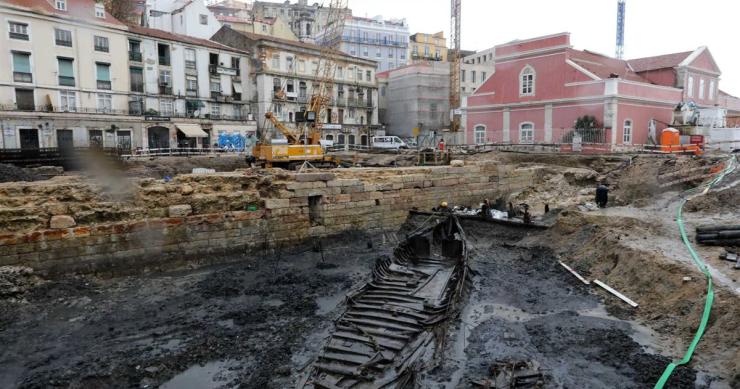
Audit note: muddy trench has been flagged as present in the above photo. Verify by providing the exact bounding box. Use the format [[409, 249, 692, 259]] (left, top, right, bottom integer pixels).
[[0, 216, 726, 388]]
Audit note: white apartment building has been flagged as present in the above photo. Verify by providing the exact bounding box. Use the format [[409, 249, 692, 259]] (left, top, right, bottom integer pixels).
[[461, 47, 495, 97], [145, 0, 222, 40], [0, 0, 254, 152], [213, 26, 381, 146]]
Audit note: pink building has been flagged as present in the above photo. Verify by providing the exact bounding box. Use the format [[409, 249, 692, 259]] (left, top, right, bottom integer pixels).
[[465, 32, 740, 148]]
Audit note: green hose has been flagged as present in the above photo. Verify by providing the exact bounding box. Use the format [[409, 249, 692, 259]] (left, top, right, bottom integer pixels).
[[654, 156, 736, 388]]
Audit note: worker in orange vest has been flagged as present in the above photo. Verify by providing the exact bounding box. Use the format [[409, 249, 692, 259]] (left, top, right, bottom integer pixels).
[[438, 139, 445, 151]]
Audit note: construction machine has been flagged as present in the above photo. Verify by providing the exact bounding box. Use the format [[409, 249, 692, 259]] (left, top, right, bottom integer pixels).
[[251, 0, 347, 169]]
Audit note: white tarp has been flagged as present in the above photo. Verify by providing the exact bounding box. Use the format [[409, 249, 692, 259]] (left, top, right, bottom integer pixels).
[[176, 124, 208, 138]]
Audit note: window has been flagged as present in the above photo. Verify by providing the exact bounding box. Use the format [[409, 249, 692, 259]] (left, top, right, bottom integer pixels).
[[57, 57, 75, 86], [336, 66, 343, 78], [273, 77, 281, 92], [15, 89, 34, 111], [97, 93, 112, 113], [709, 80, 716, 100], [519, 123, 534, 143], [461, 70, 465, 82], [376, 48, 381, 58], [298, 60, 306, 73], [12, 52, 32, 83], [95, 3, 105, 18], [130, 67, 144, 92], [481, 72, 487, 82], [56, 0, 66, 10], [272, 54, 280, 69], [623, 119, 632, 144], [474, 125, 486, 144], [59, 90, 76, 112], [158, 44, 170, 66], [96, 63, 111, 89], [366, 70, 371, 81], [286, 79, 295, 93], [129, 40, 142, 61], [424, 46, 429, 56], [199, 14, 208, 25], [687, 75, 694, 97], [186, 76, 198, 96], [211, 103, 221, 118], [357, 68, 362, 80], [699, 78, 705, 99], [389, 50, 394, 58], [231, 57, 240, 75], [9, 22, 29, 40], [362, 46, 368, 57], [185, 48, 196, 69], [55, 28, 72, 47], [311, 61, 318, 74], [381, 86, 386, 97], [430, 103, 437, 112], [299, 81, 307, 98], [159, 99, 174, 116], [262, 24, 267, 32], [286, 56, 294, 71], [94, 35, 109, 52], [159, 70, 171, 85], [210, 79, 221, 97], [471, 71, 476, 83], [520, 65, 535, 96], [435, 48, 440, 59], [400, 52, 406, 60]]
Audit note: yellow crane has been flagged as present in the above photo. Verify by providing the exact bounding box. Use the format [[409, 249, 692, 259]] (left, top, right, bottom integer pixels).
[[449, 0, 462, 132], [252, 0, 348, 169]]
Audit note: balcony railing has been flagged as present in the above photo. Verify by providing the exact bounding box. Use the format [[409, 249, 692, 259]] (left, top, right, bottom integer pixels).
[[210, 91, 222, 99], [185, 60, 196, 69], [58, 76, 75, 87], [159, 56, 170, 66], [130, 83, 144, 93], [129, 51, 142, 62], [13, 72, 32, 83], [10, 32, 29, 40], [186, 89, 198, 97], [0, 103, 254, 121], [97, 80, 111, 90], [209, 64, 218, 74], [56, 39, 72, 47], [94, 45, 109, 52], [159, 85, 173, 95]]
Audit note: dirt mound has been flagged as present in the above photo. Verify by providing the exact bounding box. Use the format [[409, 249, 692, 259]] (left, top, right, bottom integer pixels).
[[684, 180, 739, 213], [121, 155, 248, 178], [0, 164, 41, 183], [542, 211, 740, 382]]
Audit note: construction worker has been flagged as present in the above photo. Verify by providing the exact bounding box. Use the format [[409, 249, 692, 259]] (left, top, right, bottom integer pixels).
[[435, 201, 452, 214], [595, 183, 609, 208], [438, 139, 445, 151], [481, 199, 491, 220]]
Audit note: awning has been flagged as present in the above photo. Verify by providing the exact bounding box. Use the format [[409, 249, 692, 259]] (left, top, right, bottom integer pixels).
[[176, 123, 208, 138], [232, 82, 243, 94], [213, 124, 255, 134]]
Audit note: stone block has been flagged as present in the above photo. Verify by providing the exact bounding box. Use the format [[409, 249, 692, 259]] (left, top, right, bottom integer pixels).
[[168, 204, 193, 217], [49, 215, 76, 229], [264, 198, 290, 209], [295, 172, 335, 182], [450, 159, 465, 167]]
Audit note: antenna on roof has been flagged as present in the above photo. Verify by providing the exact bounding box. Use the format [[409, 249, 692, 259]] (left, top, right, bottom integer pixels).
[[615, 0, 625, 59]]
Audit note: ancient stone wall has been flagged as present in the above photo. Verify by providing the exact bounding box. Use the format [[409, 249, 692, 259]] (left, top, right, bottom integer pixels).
[[0, 161, 542, 275]]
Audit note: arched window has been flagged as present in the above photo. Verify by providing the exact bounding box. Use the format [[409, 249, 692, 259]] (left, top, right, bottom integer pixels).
[[520, 65, 535, 96], [337, 134, 345, 144], [519, 122, 534, 144], [325, 134, 334, 141], [348, 134, 356, 144], [623, 119, 632, 144], [360, 134, 368, 146], [474, 125, 486, 144], [288, 112, 293, 122]]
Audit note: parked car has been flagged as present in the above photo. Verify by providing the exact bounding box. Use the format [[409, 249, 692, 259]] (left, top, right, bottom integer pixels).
[[371, 136, 409, 150]]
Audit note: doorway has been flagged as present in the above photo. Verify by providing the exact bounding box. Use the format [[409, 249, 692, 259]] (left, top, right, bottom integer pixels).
[[19, 129, 39, 149], [148, 126, 170, 150], [116, 130, 132, 151], [308, 195, 323, 226], [56, 129, 74, 152]]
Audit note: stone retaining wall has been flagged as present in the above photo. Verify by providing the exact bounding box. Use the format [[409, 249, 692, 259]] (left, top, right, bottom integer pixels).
[[0, 161, 542, 275]]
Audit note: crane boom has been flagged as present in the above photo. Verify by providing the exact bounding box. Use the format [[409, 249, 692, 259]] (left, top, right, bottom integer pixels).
[[449, 0, 461, 132]]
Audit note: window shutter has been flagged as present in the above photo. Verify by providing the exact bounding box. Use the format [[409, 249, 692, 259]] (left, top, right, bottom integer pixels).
[[96, 63, 110, 81], [13, 53, 30, 72], [58, 58, 74, 77]]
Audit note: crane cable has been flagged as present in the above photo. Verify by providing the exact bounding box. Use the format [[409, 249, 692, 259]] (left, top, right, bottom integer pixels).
[[654, 155, 736, 388]]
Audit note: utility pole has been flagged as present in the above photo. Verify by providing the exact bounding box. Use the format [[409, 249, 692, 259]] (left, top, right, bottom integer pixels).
[[615, 0, 625, 59], [449, 0, 461, 132]]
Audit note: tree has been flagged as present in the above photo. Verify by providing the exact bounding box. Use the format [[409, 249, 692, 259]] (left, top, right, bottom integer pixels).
[[101, 0, 139, 24], [575, 115, 600, 130]]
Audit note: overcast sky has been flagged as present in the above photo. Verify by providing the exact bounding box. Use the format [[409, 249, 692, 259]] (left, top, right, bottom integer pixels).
[[347, 0, 740, 94]]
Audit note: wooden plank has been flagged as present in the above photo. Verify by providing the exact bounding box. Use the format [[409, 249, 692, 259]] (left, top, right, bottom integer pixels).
[[558, 261, 590, 285], [593, 279, 638, 308]]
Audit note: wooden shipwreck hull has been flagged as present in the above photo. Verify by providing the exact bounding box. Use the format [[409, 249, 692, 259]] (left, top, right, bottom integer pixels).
[[300, 216, 470, 388]]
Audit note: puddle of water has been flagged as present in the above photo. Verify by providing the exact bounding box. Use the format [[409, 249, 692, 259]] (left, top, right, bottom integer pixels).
[[160, 360, 236, 389], [315, 291, 346, 315]]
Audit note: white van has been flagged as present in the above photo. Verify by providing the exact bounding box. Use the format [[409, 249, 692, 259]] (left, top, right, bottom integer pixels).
[[371, 136, 409, 150]]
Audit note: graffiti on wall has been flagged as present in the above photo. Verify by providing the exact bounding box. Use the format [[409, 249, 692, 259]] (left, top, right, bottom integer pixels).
[[216, 132, 255, 152]]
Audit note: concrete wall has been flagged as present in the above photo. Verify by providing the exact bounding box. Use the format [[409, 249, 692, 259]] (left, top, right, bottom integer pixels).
[[0, 163, 541, 275]]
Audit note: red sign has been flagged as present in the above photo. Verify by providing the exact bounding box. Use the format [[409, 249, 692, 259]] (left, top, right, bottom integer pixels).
[[689, 135, 704, 144]]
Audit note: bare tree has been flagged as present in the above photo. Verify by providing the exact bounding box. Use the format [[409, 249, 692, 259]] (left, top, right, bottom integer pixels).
[[102, 0, 139, 24]]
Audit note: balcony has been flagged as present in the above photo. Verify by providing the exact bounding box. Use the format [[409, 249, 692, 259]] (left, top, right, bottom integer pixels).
[[13, 72, 32, 83], [159, 56, 170, 66], [210, 91, 222, 99], [335, 97, 346, 106], [97, 80, 111, 90], [209, 64, 218, 75], [56, 39, 72, 47], [129, 51, 142, 62], [0, 103, 255, 121], [185, 60, 196, 69], [159, 85, 173, 95], [186, 89, 198, 97], [10, 32, 29, 40], [58, 76, 75, 87], [94, 45, 109, 53], [297, 95, 308, 104], [130, 83, 144, 93], [128, 101, 144, 115]]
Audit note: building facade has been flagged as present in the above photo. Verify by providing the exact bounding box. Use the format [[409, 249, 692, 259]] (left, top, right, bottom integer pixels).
[[461, 47, 495, 97], [465, 33, 739, 148], [333, 15, 409, 72], [0, 0, 254, 152], [409, 31, 447, 63], [252, 0, 350, 43], [383, 62, 450, 138], [145, 0, 222, 40], [212, 26, 380, 146]]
